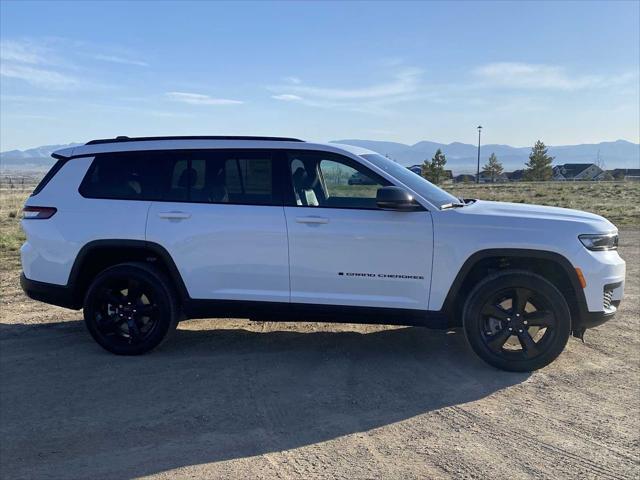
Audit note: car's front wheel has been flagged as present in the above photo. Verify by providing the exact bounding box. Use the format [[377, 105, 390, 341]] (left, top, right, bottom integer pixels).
[[83, 262, 179, 355], [462, 270, 571, 372]]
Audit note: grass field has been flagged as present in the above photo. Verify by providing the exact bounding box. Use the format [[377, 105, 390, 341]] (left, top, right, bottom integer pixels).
[[1, 181, 639, 264], [0, 191, 28, 269]]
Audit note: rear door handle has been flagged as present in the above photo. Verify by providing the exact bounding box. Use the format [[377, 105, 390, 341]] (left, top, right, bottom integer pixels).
[[158, 211, 191, 220], [295, 216, 329, 224]]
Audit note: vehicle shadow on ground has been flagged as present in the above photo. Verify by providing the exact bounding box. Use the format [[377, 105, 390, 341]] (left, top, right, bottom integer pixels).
[[0, 320, 530, 478]]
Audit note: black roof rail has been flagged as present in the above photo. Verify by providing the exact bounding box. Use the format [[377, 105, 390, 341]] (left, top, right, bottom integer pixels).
[[85, 135, 305, 145]]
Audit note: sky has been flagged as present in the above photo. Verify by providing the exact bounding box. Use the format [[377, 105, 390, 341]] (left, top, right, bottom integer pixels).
[[1, 0, 639, 151]]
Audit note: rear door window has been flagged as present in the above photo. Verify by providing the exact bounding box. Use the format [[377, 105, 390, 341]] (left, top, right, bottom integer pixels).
[[167, 149, 280, 205]]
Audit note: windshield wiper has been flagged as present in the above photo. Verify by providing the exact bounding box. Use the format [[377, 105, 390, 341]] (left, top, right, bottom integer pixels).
[[440, 202, 466, 210]]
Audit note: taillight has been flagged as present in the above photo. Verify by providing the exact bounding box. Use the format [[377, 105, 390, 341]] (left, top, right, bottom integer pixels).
[[23, 206, 57, 219]]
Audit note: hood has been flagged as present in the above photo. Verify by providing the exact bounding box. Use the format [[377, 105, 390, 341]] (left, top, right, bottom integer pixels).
[[460, 200, 617, 233]]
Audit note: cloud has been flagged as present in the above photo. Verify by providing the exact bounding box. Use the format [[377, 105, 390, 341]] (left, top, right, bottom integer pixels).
[[283, 76, 302, 84], [473, 62, 635, 90], [0, 63, 78, 89], [3, 113, 56, 120], [0, 94, 60, 103], [0, 39, 80, 89], [280, 68, 422, 100], [0, 37, 151, 90], [92, 54, 148, 67], [165, 91, 244, 105], [272, 94, 303, 101], [0, 40, 48, 64], [268, 68, 425, 114]]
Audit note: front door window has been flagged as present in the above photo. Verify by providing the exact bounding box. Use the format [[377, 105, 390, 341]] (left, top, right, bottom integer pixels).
[[287, 151, 390, 209]]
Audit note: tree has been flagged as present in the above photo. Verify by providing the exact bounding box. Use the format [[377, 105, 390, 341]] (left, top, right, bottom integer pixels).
[[524, 140, 554, 181], [421, 148, 447, 184], [482, 152, 503, 183]]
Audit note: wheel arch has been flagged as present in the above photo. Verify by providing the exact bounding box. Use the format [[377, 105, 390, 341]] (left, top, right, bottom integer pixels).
[[68, 240, 189, 306], [442, 249, 588, 328]]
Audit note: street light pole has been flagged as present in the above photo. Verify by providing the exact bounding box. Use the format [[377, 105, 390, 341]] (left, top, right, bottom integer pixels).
[[476, 125, 482, 184]]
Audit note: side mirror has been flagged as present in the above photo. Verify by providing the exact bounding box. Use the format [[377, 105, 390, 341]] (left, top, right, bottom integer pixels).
[[376, 186, 423, 211]]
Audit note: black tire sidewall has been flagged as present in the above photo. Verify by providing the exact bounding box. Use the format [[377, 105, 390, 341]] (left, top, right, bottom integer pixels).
[[463, 271, 572, 372], [83, 263, 177, 355]]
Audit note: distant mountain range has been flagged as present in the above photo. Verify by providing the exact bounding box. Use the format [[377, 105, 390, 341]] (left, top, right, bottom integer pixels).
[[1, 139, 638, 174], [0, 143, 82, 170], [332, 139, 639, 173]]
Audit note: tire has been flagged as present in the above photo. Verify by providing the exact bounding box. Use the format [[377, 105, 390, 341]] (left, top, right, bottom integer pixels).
[[462, 270, 571, 372], [83, 262, 179, 355]]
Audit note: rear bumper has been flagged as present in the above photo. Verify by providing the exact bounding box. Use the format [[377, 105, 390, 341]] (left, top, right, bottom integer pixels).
[[20, 273, 80, 310]]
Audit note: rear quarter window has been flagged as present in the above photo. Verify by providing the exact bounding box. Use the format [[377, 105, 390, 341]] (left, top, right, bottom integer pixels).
[[31, 158, 68, 196], [79, 152, 173, 201]]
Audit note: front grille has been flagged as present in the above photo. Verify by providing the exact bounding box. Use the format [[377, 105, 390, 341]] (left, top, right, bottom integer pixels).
[[603, 288, 614, 310]]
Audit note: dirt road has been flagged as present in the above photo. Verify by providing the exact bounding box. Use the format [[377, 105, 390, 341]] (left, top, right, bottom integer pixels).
[[1, 232, 638, 479]]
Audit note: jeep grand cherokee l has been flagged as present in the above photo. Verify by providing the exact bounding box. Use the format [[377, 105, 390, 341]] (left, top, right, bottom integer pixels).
[[20, 136, 626, 371]]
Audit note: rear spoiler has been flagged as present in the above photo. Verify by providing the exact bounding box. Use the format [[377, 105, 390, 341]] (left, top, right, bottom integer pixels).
[[51, 146, 76, 159]]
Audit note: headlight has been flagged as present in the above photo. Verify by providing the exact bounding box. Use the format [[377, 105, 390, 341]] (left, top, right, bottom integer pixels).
[[579, 233, 618, 251]]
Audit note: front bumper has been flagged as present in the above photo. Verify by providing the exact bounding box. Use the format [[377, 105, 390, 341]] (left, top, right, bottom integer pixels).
[[576, 248, 625, 313], [573, 279, 623, 332], [580, 303, 619, 329], [568, 243, 625, 332]]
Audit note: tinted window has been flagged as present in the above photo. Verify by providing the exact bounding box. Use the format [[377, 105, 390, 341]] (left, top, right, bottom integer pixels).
[[166, 159, 190, 201], [81, 150, 279, 205], [31, 158, 67, 196], [170, 150, 278, 205], [286, 151, 390, 209], [80, 152, 174, 200]]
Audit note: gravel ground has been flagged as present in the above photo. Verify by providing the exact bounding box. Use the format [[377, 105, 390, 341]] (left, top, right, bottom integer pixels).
[[0, 231, 638, 479]]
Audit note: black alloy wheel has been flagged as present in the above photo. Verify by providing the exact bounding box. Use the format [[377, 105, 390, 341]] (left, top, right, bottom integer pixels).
[[95, 278, 159, 344], [83, 262, 179, 355], [463, 270, 571, 372]]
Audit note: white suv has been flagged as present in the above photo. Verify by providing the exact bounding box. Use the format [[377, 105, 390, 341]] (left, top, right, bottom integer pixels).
[[20, 136, 626, 371]]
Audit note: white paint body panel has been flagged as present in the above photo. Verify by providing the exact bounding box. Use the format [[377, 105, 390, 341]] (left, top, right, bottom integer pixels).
[[284, 207, 433, 309], [146, 203, 290, 301], [428, 200, 626, 312]]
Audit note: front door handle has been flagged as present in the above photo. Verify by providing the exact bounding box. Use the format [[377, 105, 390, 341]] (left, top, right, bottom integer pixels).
[[158, 211, 191, 220], [295, 216, 329, 224]]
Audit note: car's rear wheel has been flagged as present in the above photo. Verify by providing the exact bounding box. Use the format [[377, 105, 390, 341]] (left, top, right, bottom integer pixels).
[[462, 270, 571, 372], [83, 262, 179, 355]]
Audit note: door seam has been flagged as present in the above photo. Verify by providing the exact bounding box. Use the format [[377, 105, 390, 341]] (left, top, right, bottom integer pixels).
[[282, 206, 292, 303]]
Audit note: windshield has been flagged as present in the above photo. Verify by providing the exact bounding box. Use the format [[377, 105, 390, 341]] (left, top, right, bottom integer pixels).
[[360, 153, 460, 208]]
